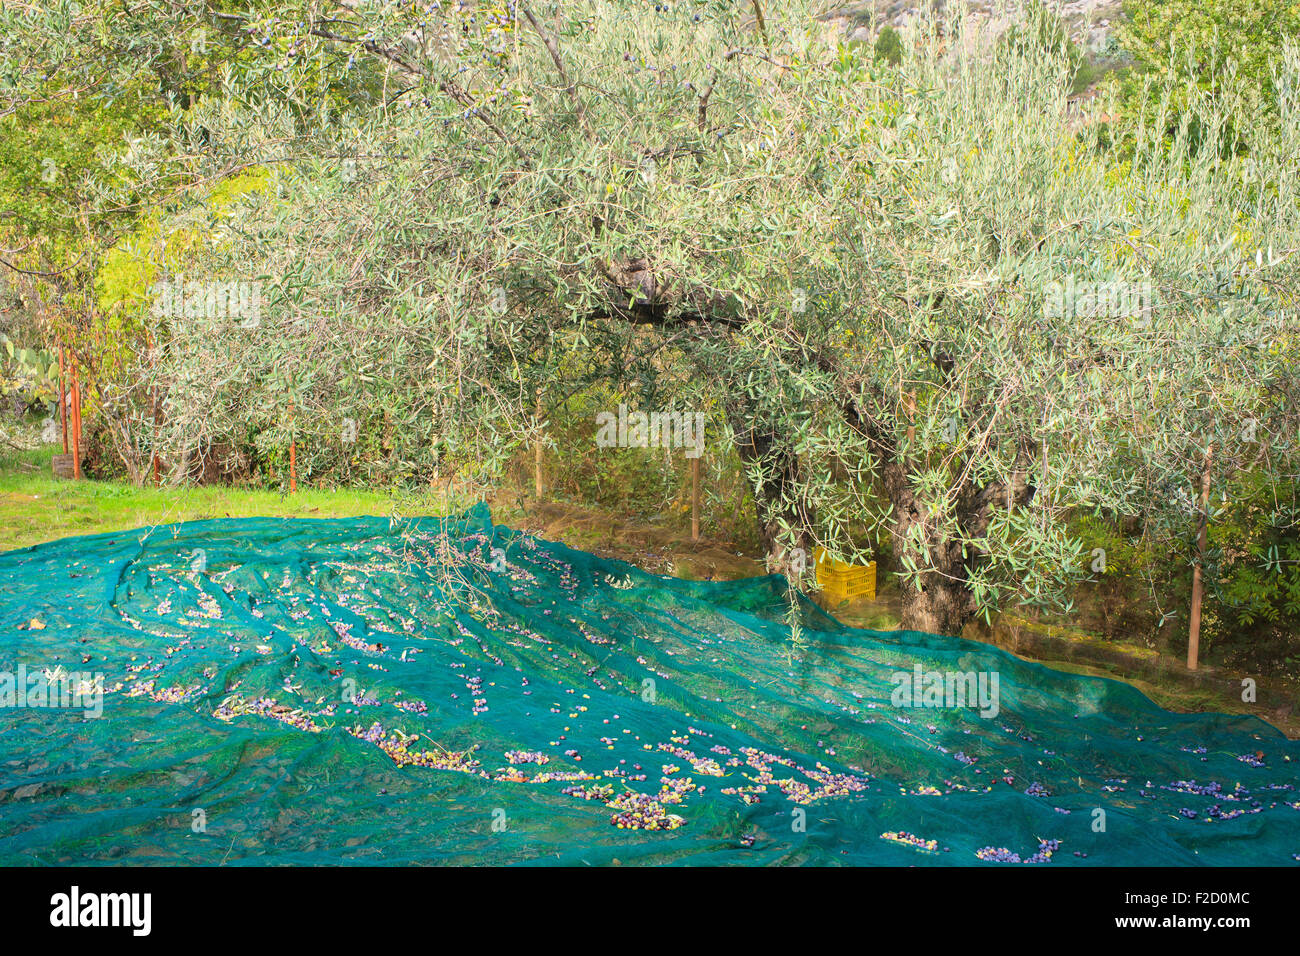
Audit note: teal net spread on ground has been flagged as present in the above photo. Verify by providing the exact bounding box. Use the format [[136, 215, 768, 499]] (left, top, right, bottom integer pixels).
[[1, 504, 1297, 865]]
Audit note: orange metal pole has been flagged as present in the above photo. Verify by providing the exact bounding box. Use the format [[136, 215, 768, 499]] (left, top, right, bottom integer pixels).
[[58, 345, 69, 455], [70, 361, 82, 479], [1187, 445, 1213, 671]]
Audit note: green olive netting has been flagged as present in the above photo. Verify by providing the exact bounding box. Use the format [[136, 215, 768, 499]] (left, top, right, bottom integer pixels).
[[1, 504, 1296, 865]]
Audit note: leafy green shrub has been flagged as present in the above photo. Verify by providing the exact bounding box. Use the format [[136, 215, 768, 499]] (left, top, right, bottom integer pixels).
[[0, 334, 59, 412], [1202, 471, 1300, 667], [1068, 511, 1185, 646], [996, 2, 1096, 96], [874, 27, 903, 67], [1116, 0, 1300, 135]]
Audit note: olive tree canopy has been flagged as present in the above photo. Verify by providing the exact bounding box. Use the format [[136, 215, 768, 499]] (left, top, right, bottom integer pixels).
[[6, 1, 1298, 636]]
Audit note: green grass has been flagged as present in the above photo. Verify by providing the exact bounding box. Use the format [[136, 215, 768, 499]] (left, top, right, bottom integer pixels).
[[0, 442, 448, 553]]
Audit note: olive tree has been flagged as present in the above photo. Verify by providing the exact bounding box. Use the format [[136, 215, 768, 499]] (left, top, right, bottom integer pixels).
[[225, 0, 1294, 638], [17, 1, 1298, 642]]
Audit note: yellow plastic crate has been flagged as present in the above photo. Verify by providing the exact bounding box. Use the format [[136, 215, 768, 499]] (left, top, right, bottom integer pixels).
[[813, 547, 876, 603]]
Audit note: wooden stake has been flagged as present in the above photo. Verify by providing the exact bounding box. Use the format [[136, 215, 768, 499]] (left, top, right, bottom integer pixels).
[[1187, 444, 1213, 670], [285, 396, 298, 493], [533, 391, 544, 499], [691, 455, 701, 542], [147, 329, 159, 486]]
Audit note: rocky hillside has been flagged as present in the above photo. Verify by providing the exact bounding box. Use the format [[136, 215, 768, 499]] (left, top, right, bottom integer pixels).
[[827, 0, 1127, 52]]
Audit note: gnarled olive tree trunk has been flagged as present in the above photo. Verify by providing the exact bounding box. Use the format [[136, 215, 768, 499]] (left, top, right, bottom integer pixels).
[[881, 448, 1036, 636]]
